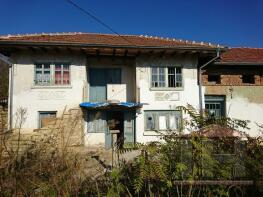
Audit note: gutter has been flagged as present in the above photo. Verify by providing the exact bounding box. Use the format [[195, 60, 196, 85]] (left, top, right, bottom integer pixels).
[[198, 49, 221, 117], [0, 53, 13, 130]]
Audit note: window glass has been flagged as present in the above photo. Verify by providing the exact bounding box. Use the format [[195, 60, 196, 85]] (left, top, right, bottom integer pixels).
[[159, 115, 167, 130], [205, 95, 225, 118], [146, 113, 155, 130], [35, 63, 70, 86], [87, 111, 107, 133], [169, 114, 177, 130], [151, 66, 182, 88]]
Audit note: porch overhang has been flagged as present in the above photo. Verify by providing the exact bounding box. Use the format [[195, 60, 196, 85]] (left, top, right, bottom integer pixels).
[[79, 102, 144, 110]]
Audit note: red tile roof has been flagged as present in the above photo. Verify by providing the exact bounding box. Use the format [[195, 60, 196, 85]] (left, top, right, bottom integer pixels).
[[220, 48, 263, 63], [0, 32, 220, 49]]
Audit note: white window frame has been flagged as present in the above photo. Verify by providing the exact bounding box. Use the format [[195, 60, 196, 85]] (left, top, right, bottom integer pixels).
[[150, 66, 183, 89], [144, 110, 181, 131], [34, 62, 71, 86]]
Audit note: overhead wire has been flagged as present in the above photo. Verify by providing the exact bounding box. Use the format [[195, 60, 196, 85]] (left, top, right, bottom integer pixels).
[[65, 0, 137, 46]]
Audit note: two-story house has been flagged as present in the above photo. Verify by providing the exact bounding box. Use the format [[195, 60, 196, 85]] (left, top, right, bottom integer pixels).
[[1, 33, 260, 148]]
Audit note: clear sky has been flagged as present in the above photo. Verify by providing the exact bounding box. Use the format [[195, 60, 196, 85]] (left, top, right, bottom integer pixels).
[[0, 0, 262, 47]]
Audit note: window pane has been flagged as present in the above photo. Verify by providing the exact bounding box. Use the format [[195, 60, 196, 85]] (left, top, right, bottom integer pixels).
[[152, 67, 158, 74], [176, 67, 182, 74], [159, 67, 165, 74], [36, 64, 42, 70], [44, 64, 50, 69], [63, 65, 69, 71], [55, 71, 62, 84], [63, 71, 70, 84], [169, 115, 177, 130], [168, 67, 175, 87], [146, 113, 155, 130], [55, 65, 62, 71], [159, 115, 167, 130]]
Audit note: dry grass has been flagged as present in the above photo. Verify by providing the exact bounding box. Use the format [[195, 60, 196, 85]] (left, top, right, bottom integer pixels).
[[0, 107, 112, 196]]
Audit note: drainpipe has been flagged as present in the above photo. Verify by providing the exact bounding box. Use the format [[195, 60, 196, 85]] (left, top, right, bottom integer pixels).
[[198, 48, 220, 117], [0, 53, 13, 130]]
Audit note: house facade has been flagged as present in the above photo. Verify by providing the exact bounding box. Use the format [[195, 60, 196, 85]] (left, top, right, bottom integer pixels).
[[0, 33, 262, 148]]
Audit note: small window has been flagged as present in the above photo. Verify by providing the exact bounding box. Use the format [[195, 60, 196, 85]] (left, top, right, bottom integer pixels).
[[151, 66, 182, 88], [205, 95, 225, 118], [208, 75, 221, 84], [242, 75, 255, 84], [145, 110, 181, 131], [39, 111, 56, 128], [35, 63, 70, 86]]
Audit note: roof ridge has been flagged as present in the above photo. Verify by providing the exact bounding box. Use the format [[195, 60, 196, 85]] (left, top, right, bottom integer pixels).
[[0, 32, 223, 47], [0, 32, 87, 38], [137, 34, 222, 47]]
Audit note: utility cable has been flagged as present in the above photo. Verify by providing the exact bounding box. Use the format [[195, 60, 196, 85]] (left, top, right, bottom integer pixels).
[[65, 0, 136, 46]]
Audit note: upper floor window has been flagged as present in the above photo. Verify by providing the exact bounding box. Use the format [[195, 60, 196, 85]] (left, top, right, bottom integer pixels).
[[242, 75, 255, 84], [35, 63, 70, 86], [208, 75, 221, 84], [151, 66, 182, 88]]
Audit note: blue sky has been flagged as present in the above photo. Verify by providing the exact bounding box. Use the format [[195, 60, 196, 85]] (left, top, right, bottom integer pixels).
[[0, 0, 262, 47]]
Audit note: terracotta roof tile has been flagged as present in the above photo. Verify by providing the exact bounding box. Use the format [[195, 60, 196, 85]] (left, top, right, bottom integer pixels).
[[0, 32, 220, 48], [220, 48, 263, 63]]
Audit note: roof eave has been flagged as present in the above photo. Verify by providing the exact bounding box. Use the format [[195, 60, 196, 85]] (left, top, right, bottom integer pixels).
[[214, 61, 263, 66], [0, 40, 226, 51]]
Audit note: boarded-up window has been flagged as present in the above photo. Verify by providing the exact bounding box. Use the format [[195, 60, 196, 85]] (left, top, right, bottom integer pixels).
[[39, 111, 56, 128]]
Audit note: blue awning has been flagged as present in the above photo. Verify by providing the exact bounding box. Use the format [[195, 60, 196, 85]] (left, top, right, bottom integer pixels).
[[79, 102, 144, 109]]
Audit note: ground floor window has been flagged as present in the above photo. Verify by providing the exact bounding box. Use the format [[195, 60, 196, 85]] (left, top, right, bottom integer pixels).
[[144, 110, 181, 131], [87, 111, 107, 133], [205, 95, 226, 118], [39, 111, 57, 128]]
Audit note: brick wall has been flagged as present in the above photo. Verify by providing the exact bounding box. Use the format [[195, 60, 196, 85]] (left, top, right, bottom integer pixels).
[[202, 66, 263, 86]]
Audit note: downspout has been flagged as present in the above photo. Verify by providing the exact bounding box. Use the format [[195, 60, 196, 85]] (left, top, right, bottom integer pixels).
[[0, 53, 13, 130], [198, 48, 220, 117]]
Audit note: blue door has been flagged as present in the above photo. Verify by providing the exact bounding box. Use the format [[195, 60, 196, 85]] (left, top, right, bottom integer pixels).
[[124, 111, 135, 147]]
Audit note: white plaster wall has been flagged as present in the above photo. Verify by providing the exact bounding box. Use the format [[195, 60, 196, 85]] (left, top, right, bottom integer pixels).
[[204, 86, 263, 137], [226, 97, 263, 137], [135, 55, 200, 143], [11, 51, 87, 132]]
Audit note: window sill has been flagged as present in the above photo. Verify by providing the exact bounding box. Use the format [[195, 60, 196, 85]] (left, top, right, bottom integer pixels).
[[150, 87, 184, 91], [31, 85, 72, 89]]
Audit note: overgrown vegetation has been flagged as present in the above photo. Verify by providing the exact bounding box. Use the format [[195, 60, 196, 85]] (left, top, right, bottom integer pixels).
[[0, 105, 262, 196]]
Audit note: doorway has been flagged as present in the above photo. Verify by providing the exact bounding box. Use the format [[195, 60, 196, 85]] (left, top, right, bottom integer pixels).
[[105, 111, 124, 149]]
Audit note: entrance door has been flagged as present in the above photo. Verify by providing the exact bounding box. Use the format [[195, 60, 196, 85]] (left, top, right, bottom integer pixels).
[[123, 111, 135, 147], [89, 68, 121, 102], [106, 111, 124, 149]]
